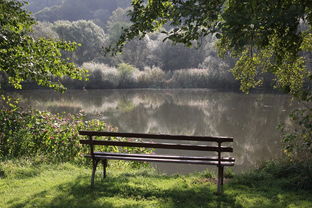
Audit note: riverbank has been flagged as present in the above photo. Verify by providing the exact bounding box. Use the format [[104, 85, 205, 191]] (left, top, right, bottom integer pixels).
[[6, 89, 297, 173], [1, 160, 311, 208]]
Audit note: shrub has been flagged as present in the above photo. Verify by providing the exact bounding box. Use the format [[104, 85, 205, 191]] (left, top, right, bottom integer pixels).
[[0, 95, 151, 163], [76, 62, 141, 89], [280, 107, 312, 164], [82, 62, 120, 88], [229, 160, 312, 191], [117, 63, 139, 88], [170, 68, 212, 88], [169, 68, 239, 89], [137, 66, 166, 88]]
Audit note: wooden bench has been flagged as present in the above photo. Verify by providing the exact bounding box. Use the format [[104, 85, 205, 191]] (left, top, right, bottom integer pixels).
[[79, 131, 235, 193]]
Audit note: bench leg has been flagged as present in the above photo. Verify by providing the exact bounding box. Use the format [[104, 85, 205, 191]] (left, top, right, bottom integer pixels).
[[101, 159, 108, 179], [91, 159, 99, 188], [217, 166, 224, 194]]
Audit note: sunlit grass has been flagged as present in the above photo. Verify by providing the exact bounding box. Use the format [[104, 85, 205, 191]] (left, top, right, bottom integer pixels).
[[1, 160, 311, 208]]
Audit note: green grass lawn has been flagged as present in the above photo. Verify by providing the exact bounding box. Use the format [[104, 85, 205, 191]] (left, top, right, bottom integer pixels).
[[0, 160, 311, 208]]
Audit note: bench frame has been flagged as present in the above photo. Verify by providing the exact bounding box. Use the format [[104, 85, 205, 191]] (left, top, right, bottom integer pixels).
[[79, 131, 235, 193]]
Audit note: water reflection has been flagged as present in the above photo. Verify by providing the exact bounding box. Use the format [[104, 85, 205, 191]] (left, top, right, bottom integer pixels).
[[13, 89, 297, 173]]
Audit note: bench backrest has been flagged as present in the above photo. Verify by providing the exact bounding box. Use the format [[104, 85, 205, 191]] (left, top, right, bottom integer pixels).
[[79, 131, 233, 163]]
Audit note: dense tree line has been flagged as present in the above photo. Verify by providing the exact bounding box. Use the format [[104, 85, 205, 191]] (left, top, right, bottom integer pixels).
[[5, 0, 310, 92], [24, 0, 236, 83]]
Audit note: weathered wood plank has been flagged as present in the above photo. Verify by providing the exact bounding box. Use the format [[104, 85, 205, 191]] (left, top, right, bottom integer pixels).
[[93, 151, 235, 162], [80, 140, 233, 152], [79, 131, 233, 143], [84, 155, 235, 166]]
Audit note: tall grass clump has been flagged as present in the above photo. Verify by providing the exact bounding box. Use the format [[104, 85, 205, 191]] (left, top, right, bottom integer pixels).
[[0, 95, 151, 163], [82, 62, 120, 88], [137, 66, 166, 88], [117, 63, 139, 88], [61, 62, 240, 89], [78, 62, 140, 88], [169, 68, 213, 88], [169, 68, 238, 89]]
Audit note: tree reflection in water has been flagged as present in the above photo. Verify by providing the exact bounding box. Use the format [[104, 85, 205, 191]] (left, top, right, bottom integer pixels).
[[13, 89, 297, 173]]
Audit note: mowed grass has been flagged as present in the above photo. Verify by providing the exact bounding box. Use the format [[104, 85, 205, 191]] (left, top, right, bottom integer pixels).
[[0, 160, 312, 208]]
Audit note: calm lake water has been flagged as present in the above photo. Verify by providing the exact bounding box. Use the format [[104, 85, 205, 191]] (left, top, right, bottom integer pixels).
[[12, 89, 298, 174]]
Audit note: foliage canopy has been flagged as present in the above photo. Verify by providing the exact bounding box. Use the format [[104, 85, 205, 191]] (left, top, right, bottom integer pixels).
[[0, 0, 87, 90], [108, 0, 312, 98]]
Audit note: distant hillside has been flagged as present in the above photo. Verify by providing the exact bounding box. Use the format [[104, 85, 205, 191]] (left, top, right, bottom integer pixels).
[[30, 0, 130, 26], [25, 0, 63, 13]]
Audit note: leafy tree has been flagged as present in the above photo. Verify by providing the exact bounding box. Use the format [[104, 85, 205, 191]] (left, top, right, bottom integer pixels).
[[106, 0, 312, 163], [117, 37, 151, 70], [108, 0, 311, 97], [53, 20, 108, 65], [106, 8, 132, 43], [105, 7, 151, 69], [106, 7, 205, 70], [0, 0, 87, 90], [151, 37, 205, 70], [31, 21, 59, 40], [198, 37, 235, 84]]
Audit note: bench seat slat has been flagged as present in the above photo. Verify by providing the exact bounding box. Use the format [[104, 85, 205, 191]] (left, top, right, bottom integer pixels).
[[85, 154, 235, 166], [80, 140, 233, 152], [93, 152, 235, 162], [79, 131, 233, 143]]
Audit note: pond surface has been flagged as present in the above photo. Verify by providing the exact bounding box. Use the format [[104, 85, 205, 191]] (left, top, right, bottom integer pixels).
[[12, 89, 298, 174]]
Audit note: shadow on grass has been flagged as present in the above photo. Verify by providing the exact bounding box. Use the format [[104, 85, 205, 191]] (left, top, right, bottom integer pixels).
[[7, 171, 236, 208], [7, 168, 312, 208]]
